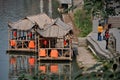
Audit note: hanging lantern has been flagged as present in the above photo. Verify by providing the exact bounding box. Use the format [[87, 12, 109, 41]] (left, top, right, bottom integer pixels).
[[64, 40, 67, 46], [13, 31, 17, 37], [10, 40, 16, 47], [29, 32, 32, 38], [43, 40, 47, 46], [39, 49, 46, 57], [28, 40, 35, 49], [50, 49, 58, 58]]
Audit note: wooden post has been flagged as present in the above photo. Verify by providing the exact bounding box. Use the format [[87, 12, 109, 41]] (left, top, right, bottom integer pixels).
[[26, 31, 28, 41], [40, 0, 43, 13], [49, 39, 50, 48], [69, 40, 71, 60], [38, 35, 40, 57], [35, 28, 37, 52]]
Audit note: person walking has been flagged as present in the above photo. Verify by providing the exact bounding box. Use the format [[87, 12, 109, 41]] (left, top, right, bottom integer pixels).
[[105, 29, 110, 49], [97, 24, 103, 41]]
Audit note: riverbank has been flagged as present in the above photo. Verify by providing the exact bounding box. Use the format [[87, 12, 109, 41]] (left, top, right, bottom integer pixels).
[[62, 13, 98, 72], [77, 37, 97, 70], [64, 0, 98, 71], [77, 43, 97, 70]]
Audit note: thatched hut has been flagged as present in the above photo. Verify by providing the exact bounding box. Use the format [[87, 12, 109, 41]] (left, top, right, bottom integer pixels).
[[7, 13, 52, 53], [37, 18, 73, 61]]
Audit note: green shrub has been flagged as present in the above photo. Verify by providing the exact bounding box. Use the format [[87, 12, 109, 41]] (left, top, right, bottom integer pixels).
[[74, 9, 92, 37]]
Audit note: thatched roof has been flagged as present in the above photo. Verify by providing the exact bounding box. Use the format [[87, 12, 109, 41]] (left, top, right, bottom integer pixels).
[[8, 19, 35, 30], [8, 13, 52, 30], [27, 13, 52, 29], [8, 13, 73, 38], [37, 18, 72, 38]]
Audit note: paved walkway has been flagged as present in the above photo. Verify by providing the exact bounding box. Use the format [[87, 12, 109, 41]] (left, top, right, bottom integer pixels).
[[76, 47, 97, 70], [87, 32, 112, 59]]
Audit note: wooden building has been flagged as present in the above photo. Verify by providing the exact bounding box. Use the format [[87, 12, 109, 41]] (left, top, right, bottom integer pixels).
[[7, 13, 52, 54], [7, 18, 37, 53], [37, 18, 73, 61], [7, 13, 73, 61]]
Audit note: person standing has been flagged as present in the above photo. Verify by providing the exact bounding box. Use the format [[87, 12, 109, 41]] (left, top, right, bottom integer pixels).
[[97, 24, 103, 41], [105, 29, 110, 49]]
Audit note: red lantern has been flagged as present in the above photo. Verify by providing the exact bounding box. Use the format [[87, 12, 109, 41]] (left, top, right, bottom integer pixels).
[[13, 31, 17, 37], [29, 32, 32, 38], [64, 40, 67, 46], [43, 40, 47, 46]]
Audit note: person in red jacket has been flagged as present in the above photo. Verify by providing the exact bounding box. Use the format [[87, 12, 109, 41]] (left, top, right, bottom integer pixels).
[[105, 29, 110, 49]]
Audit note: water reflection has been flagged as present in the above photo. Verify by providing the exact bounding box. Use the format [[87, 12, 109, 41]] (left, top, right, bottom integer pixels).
[[9, 54, 72, 80], [9, 54, 37, 80], [38, 61, 71, 80]]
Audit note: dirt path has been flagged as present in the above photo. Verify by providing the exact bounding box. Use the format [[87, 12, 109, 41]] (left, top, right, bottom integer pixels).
[[62, 13, 80, 42]]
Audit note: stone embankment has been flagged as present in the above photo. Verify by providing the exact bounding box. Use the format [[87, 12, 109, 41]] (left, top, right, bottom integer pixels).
[[76, 37, 97, 71]]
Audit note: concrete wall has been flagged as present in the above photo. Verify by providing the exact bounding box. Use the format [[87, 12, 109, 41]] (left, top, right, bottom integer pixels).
[[109, 28, 120, 54], [108, 17, 120, 28]]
